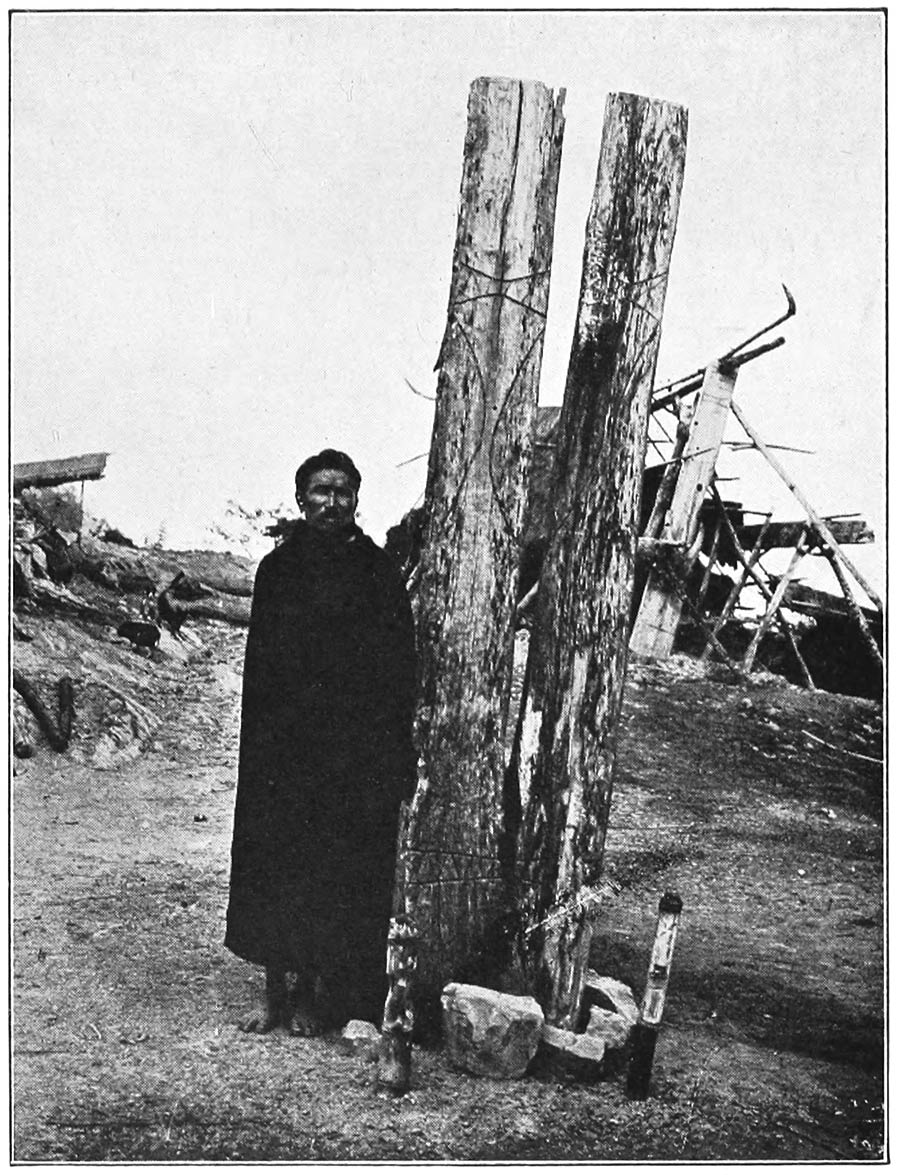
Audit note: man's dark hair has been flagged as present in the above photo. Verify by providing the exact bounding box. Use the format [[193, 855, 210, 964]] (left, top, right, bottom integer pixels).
[[295, 449, 362, 495]]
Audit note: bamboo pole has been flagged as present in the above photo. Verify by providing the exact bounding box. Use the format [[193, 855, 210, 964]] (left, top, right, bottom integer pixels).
[[730, 401, 882, 612], [520, 91, 688, 1028], [403, 77, 566, 1020]]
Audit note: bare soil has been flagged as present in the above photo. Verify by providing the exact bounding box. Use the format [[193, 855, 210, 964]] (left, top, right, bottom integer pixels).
[[12, 619, 884, 1161]]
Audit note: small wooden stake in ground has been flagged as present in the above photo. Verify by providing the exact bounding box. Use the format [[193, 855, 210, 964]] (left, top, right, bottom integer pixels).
[[404, 77, 565, 1016], [378, 915, 420, 1095], [626, 891, 683, 1100], [520, 92, 687, 1028]]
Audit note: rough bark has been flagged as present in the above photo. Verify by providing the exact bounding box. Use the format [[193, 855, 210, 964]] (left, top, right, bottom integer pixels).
[[519, 92, 687, 1027], [13, 670, 74, 752], [403, 77, 565, 1016]]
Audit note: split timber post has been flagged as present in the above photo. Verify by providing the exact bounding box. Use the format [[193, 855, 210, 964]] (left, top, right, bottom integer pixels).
[[629, 361, 738, 659], [519, 92, 687, 1028], [402, 77, 565, 1022]]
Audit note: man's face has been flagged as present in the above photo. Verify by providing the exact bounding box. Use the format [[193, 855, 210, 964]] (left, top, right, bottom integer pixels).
[[296, 468, 358, 535]]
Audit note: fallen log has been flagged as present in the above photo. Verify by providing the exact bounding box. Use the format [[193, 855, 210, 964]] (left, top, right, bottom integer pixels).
[[25, 579, 130, 628], [13, 670, 74, 752], [13, 452, 109, 493]]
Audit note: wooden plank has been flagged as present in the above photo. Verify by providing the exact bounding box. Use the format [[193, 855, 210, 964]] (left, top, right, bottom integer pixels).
[[402, 77, 566, 1021], [520, 91, 687, 1028], [14, 452, 109, 492], [630, 362, 737, 659], [730, 401, 882, 611], [738, 517, 874, 551]]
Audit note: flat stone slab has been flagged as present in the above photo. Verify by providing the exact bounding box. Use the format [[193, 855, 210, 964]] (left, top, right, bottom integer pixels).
[[441, 983, 544, 1079]]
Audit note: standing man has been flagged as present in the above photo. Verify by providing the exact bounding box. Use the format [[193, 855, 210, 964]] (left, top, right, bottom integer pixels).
[[225, 450, 417, 1035]]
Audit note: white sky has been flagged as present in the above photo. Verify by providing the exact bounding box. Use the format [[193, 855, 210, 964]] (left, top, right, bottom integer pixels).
[[10, 8, 885, 599]]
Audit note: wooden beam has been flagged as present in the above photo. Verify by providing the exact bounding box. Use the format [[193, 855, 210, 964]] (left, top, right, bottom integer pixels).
[[730, 401, 882, 612], [402, 77, 565, 1018], [737, 517, 874, 552], [520, 91, 687, 1028], [14, 452, 109, 493], [630, 362, 737, 659]]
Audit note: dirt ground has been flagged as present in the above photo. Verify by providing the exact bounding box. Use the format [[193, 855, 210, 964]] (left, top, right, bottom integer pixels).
[[12, 618, 884, 1162]]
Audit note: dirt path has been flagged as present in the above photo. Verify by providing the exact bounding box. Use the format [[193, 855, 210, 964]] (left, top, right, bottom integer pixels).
[[12, 625, 884, 1161]]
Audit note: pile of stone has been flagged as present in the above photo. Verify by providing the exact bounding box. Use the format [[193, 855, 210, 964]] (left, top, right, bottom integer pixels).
[[441, 970, 640, 1082]]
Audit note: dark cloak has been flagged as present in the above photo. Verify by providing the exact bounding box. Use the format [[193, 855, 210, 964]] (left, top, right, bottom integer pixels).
[[225, 520, 416, 1017]]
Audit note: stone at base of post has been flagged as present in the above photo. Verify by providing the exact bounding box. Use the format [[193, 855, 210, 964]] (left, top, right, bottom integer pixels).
[[377, 914, 420, 1095]]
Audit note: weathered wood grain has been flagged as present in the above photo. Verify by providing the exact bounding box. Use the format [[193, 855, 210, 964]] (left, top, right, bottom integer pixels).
[[520, 92, 687, 1027], [403, 77, 565, 1014]]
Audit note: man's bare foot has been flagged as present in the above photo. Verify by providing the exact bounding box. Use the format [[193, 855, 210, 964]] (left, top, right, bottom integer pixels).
[[237, 1005, 282, 1034], [286, 1001, 324, 1037], [237, 966, 287, 1033]]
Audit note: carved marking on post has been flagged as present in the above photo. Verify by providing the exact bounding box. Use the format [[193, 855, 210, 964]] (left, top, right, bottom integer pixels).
[[520, 92, 688, 1028], [404, 77, 566, 1019]]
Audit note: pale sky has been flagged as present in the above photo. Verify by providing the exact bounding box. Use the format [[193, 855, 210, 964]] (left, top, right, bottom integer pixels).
[[11, 8, 885, 599]]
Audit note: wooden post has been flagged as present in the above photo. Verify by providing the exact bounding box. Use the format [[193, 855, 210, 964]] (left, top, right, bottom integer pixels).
[[630, 362, 738, 659], [626, 892, 683, 1100], [378, 915, 420, 1095], [519, 92, 687, 1028], [404, 77, 565, 1017]]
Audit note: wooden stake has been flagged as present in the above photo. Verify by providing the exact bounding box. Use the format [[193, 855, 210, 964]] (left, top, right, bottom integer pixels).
[[521, 91, 687, 1028], [404, 77, 565, 1015], [741, 529, 810, 673], [730, 401, 882, 612], [378, 916, 420, 1095], [626, 892, 683, 1100], [630, 362, 738, 659]]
